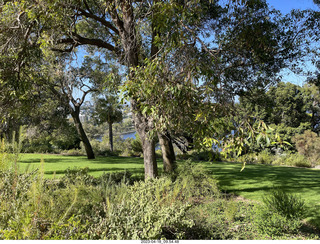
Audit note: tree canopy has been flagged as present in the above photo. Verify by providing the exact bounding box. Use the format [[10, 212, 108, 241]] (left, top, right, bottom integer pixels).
[[1, 0, 319, 178]]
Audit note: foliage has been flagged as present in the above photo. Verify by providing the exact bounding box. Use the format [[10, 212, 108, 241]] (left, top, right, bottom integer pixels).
[[130, 134, 143, 157], [235, 151, 313, 168], [263, 188, 306, 220], [185, 198, 259, 240], [292, 130, 320, 166], [0, 157, 219, 240], [2, 148, 320, 240], [90, 178, 194, 240], [255, 188, 306, 236], [273, 153, 312, 168], [21, 123, 80, 153]]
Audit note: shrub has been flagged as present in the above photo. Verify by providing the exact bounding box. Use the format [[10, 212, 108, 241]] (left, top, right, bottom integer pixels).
[[184, 197, 259, 240], [237, 153, 257, 164], [173, 160, 220, 199], [130, 134, 143, 157], [256, 150, 274, 165], [263, 188, 305, 220], [290, 154, 312, 168], [255, 188, 306, 236], [190, 150, 221, 162], [60, 149, 85, 156], [89, 178, 194, 240], [293, 130, 320, 167], [273, 153, 312, 168]]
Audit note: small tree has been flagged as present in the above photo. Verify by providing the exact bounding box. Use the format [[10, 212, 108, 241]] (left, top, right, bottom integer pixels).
[[94, 95, 123, 152], [292, 130, 320, 166]]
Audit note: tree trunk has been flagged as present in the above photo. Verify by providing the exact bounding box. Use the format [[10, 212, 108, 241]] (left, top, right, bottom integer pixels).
[[158, 132, 176, 173], [71, 109, 95, 159], [142, 135, 158, 179], [108, 122, 113, 152], [132, 102, 158, 179], [112, 3, 157, 179]]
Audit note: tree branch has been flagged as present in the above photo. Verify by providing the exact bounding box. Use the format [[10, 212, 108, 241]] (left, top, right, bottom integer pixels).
[[61, 2, 119, 35], [55, 33, 118, 52]]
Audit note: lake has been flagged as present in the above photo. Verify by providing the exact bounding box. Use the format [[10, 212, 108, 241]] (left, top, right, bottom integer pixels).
[[121, 131, 136, 140]]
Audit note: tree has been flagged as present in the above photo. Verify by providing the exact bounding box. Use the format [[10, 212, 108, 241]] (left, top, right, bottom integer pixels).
[[302, 83, 320, 133], [46, 61, 97, 159], [19, 0, 217, 178], [0, 0, 310, 178], [267, 82, 309, 127], [293, 130, 320, 166], [0, 0, 44, 140], [94, 95, 123, 152]]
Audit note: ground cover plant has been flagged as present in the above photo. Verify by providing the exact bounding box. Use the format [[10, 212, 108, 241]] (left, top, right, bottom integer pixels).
[[1, 154, 319, 240], [0, 151, 318, 240], [206, 161, 320, 228]]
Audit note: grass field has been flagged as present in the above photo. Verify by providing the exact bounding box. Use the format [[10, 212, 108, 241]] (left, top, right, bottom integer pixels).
[[18, 153, 147, 178], [206, 161, 320, 226], [17, 153, 320, 226]]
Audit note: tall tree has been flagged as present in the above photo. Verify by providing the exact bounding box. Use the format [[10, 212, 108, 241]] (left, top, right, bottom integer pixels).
[[94, 95, 123, 152], [1, 0, 310, 177], [46, 61, 97, 159]]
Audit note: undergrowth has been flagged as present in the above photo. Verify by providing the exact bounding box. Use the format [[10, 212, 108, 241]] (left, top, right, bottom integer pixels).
[[0, 138, 319, 240]]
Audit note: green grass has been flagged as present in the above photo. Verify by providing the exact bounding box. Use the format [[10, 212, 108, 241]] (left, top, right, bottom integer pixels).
[[205, 161, 320, 227], [16, 154, 320, 227], [18, 153, 147, 178]]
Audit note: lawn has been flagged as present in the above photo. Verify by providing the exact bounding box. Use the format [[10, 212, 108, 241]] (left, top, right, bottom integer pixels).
[[205, 161, 320, 226], [17, 153, 320, 226], [18, 153, 147, 178]]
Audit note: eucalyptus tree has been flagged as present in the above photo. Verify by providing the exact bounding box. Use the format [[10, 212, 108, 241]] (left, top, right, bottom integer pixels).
[[127, 0, 309, 160], [80, 54, 124, 153], [4, 0, 220, 178], [0, 0, 311, 177], [0, 0, 44, 139], [44, 60, 98, 159]]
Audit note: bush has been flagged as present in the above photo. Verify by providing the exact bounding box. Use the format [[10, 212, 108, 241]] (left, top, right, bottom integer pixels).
[[191, 150, 221, 162], [256, 150, 274, 164], [185, 198, 258, 240], [60, 149, 85, 156], [173, 160, 220, 199], [89, 178, 194, 240], [293, 130, 320, 167], [235, 151, 274, 165], [255, 188, 306, 236], [272, 153, 312, 168], [130, 134, 143, 157], [263, 188, 305, 220]]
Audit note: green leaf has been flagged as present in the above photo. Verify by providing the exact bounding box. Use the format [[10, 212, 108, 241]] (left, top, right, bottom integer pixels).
[[240, 162, 246, 172]]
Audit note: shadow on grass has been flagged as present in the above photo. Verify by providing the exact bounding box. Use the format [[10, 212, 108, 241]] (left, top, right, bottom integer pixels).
[[207, 162, 320, 192], [20, 155, 144, 165], [45, 166, 145, 177], [205, 161, 320, 228]]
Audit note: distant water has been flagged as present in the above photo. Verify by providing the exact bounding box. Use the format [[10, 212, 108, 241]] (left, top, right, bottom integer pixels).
[[121, 131, 136, 140], [98, 131, 161, 150]]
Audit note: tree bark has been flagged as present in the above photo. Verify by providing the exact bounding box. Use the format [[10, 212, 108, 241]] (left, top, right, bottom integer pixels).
[[132, 101, 158, 179], [158, 132, 176, 173], [108, 122, 113, 152], [111, 2, 158, 179], [71, 108, 95, 159], [142, 135, 158, 179]]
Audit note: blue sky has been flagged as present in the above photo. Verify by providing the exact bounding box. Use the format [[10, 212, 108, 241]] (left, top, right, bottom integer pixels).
[[267, 0, 319, 13], [265, 0, 319, 86], [79, 0, 319, 103]]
